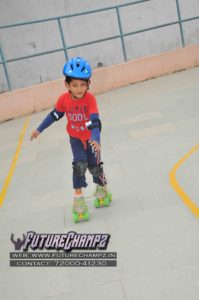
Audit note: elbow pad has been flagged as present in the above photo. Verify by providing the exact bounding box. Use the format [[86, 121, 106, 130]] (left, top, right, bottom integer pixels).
[[50, 109, 64, 121]]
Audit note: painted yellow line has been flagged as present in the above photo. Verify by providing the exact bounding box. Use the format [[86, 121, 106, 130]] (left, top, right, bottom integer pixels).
[[169, 144, 199, 218], [0, 116, 30, 207]]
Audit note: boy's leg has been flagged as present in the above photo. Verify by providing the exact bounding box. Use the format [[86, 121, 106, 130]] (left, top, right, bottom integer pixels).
[[84, 142, 112, 210], [87, 143, 112, 206], [70, 137, 89, 220], [70, 137, 88, 190], [87, 142, 107, 186]]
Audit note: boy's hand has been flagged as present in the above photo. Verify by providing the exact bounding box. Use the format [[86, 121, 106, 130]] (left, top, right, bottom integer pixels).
[[30, 130, 40, 141], [89, 140, 100, 152]]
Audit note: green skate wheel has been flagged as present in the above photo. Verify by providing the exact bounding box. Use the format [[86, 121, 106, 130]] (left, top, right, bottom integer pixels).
[[73, 211, 89, 222], [94, 198, 101, 208], [107, 192, 112, 202], [94, 197, 110, 207], [83, 211, 89, 221], [73, 212, 79, 223], [103, 196, 110, 206]]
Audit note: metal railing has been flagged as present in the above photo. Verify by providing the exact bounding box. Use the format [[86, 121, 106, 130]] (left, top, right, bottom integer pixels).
[[0, 0, 199, 91]]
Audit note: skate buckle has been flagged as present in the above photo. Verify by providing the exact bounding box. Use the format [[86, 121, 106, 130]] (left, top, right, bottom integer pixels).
[[79, 213, 84, 220], [99, 198, 104, 205]]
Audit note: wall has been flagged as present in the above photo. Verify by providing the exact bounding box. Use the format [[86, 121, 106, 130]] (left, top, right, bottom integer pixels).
[[0, 44, 199, 122], [0, 0, 199, 92]]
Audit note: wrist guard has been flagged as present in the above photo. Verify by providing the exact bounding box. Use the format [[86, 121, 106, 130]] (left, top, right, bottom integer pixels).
[[85, 119, 102, 132]]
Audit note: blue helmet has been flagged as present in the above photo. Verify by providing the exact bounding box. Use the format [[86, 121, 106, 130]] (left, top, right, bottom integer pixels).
[[63, 57, 92, 79]]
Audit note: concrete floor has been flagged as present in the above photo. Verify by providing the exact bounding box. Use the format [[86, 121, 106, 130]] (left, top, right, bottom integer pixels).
[[1, 67, 199, 299]]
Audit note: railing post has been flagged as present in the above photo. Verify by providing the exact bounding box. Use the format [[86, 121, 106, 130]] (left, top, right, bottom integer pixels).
[[57, 18, 68, 61], [0, 46, 12, 91], [175, 0, 185, 47], [116, 7, 127, 61]]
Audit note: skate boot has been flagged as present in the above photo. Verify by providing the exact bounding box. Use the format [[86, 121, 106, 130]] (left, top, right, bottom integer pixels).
[[93, 184, 112, 208], [72, 195, 89, 223]]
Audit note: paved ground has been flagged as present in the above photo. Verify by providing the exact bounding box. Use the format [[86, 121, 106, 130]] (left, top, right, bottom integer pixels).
[[1, 67, 199, 300]]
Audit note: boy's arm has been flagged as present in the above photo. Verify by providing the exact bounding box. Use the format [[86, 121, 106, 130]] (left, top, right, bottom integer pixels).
[[37, 109, 64, 133], [31, 108, 64, 140], [86, 112, 101, 146], [87, 94, 101, 150]]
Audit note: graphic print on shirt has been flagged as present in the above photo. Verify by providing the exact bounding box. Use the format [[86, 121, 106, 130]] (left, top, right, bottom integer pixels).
[[67, 104, 89, 133], [55, 92, 98, 140]]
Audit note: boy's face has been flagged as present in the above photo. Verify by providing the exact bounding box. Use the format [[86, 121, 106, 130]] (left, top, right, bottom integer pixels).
[[66, 79, 89, 99]]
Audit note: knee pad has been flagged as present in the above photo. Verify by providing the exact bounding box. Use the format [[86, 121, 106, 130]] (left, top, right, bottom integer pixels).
[[72, 161, 88, 176], [88, 162, 103, 177]]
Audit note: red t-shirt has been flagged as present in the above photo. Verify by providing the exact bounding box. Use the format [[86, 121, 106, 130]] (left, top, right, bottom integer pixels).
[[55, 91, 99, 141]]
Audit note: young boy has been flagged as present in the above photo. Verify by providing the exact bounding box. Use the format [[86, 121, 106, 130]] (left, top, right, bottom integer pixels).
[[31, 57, 112, 222]]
